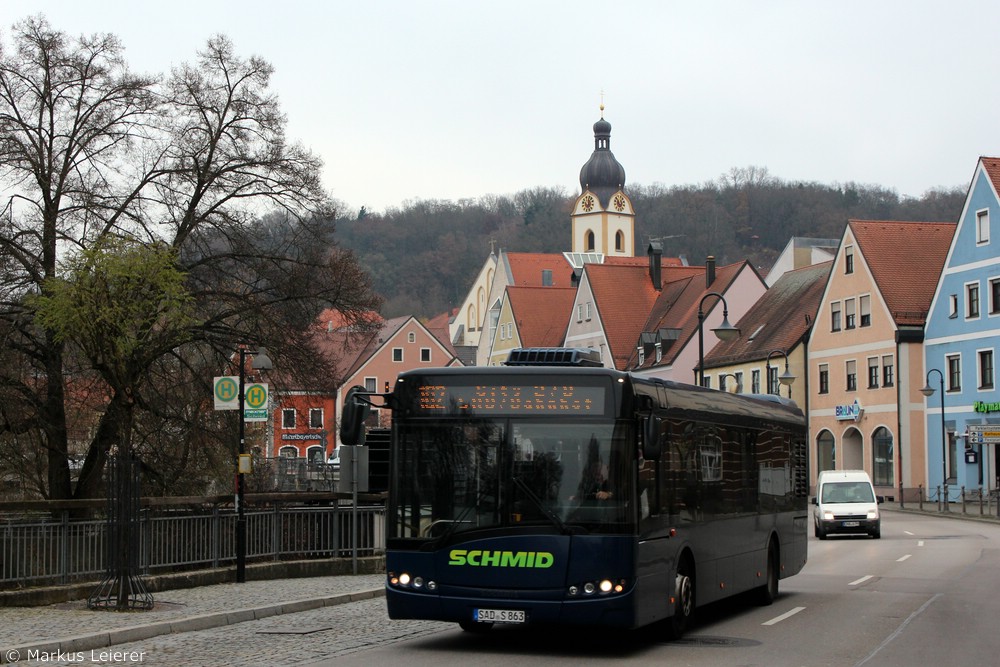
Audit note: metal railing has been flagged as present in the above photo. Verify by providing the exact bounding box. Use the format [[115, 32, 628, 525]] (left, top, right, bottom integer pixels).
[[1, 499, 384, 589]]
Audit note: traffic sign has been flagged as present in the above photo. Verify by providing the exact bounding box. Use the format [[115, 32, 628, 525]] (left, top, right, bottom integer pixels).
[[967, 424, 1000, 444], [214, 377, 269, 422], [214, 376, 239, 410], [244, 383, 269, 422]]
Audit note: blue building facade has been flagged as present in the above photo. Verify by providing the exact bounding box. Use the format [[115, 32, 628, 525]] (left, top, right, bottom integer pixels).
[[924, 157, 1000, 499]]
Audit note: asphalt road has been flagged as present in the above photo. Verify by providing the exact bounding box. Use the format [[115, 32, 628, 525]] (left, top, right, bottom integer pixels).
[[16, 508, 1000, 666]]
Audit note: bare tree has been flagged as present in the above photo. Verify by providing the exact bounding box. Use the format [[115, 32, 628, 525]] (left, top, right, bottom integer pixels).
[[0, 18, 380, 500]]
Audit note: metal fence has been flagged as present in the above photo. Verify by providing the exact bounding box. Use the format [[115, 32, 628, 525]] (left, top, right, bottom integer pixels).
[[1, 502, 385, 588]]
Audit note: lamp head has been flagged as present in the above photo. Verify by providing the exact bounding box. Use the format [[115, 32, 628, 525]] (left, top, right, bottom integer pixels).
[[251, 347, 273, 371], [920, 383, 935, 397], [712, 317, 741, 342]]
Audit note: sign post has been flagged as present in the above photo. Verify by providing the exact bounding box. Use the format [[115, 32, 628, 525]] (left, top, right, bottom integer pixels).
[[967, 425, 1000, 445]]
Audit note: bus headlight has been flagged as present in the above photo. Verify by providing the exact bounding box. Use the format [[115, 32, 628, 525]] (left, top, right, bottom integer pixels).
[[599, 579, 613, 593], [583, 582, 596, 595]]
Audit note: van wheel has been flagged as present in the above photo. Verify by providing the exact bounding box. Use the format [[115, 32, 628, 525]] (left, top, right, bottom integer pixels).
[[665, 559, 695, 640], [815, 524, 826, 540], [754, 541, 779, 605]]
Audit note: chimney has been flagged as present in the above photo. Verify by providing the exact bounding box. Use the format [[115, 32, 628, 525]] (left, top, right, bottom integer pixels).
[[706, 255, 716, 288], [647, 242, 663, 289]]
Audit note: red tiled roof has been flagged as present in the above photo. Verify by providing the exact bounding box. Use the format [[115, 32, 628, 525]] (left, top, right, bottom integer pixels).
[[506, 287, 576, 347], [585, 262, 710, 369], [704, 261, 832, 367], [604, 255, 686, 267], [980, 156, 1000, 193], [504, 253, 575, 287], [849, 220, 956, 326], [635, 261, 749, 368]]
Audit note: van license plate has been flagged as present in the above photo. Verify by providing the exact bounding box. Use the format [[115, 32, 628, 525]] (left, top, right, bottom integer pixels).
[[474, 608, 525, 623], [843, 521, 860, 527]]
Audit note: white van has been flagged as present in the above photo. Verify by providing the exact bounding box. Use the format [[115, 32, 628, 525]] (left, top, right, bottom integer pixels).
[[813, 470, 882, 539]]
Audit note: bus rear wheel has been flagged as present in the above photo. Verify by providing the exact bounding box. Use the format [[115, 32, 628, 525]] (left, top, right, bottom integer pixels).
[[754, 540, 779, 606], [666, 562, 694, 640]]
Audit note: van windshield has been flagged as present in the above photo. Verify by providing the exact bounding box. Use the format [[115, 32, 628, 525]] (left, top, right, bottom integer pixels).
[[821, 481, 875, 504]]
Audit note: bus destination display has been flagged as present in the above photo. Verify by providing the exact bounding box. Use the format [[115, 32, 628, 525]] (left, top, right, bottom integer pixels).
[[415, 384, 605, 415]]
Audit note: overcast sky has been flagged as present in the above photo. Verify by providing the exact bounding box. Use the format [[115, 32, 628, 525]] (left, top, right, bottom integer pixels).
[[13, 1, 1000, 214]]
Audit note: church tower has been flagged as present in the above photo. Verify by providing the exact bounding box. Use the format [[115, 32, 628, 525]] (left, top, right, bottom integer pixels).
[[571, 106, 635, 257]]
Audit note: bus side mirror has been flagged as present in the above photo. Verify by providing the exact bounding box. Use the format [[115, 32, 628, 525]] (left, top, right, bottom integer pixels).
[[642, 415, 661, 460], [340, 385, 371, 446]]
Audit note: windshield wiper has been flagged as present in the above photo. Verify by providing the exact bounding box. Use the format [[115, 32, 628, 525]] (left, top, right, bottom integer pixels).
[[511, 475, 581, 535]]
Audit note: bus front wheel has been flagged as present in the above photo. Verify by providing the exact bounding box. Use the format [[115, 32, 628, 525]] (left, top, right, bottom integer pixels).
[[666, 561, 694, 640]]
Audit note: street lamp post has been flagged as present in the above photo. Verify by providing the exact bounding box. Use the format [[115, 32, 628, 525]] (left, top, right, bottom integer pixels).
[[765, 349, 797, 396], [236, 346, 273, 583], [921, 368, 947, 509], [696, 292, 741, 387]]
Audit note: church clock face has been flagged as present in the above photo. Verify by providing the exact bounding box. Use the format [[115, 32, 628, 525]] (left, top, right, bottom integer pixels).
[[613, 194, 626, 212], [581, 194, 595, 212]]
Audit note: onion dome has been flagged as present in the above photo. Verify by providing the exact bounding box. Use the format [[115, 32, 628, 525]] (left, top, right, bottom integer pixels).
[[579, 107, 626, 208]]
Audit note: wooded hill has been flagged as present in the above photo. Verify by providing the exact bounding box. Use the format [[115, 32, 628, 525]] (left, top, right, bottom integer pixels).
[[332, 167, 966, 320]]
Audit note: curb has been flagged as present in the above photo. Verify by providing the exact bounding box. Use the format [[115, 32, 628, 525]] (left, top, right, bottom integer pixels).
[[0, 588, 385, 664]]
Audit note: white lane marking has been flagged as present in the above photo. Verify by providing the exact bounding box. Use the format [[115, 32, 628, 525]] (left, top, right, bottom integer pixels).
[[897, 554, 911, 562], [762, 606, 806, 626], [849, 575, 874, 586], [855, 594, 942, 666], [904, 531, 914, 535], [918, 540, 924, 547]]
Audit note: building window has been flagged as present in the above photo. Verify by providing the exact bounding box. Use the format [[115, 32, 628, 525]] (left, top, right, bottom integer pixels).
[[949, 294, 958, 319], [767, 365, 778, 395], [392, 347, 403, 362], [967, 282, 980, 319], [751, 369, 761, 394], [309, 408, 323, 429], [701, 375, 711, 389], [882, 355, 894, 387], [868, 357, 879, 389], [586, 230, 595, 252], [637, 348, 645, 366], [615, 231, 624, 252], [819, 364, 829, 394], [282, 408, 296, 429], [980, 349, 995, 390], [831, 301, 842, 332], [845, 298, 856, 330], [846, 360, 857, 392], [872, 427, 894, 487], [947, 354, 961, 392], [734, 371, 743, 393], [364, 377, 377, 392], [845, 246, 854, 274], [421, 348, 431, 362], [542, 269, 553, 286], [990, 278, 1000, 315], [585, 302, 592, 320], [977, 209, 990, 244], [860, 294, 871, 327], [577, 304, 584, 322], [655, 344, 662, 363], [408, 332, 416, 343]]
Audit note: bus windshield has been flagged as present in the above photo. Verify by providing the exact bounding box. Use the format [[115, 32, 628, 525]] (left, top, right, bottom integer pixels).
[[391, 419, 634, 542]]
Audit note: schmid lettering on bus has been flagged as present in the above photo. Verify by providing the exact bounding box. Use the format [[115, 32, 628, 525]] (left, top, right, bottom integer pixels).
[[448, 549, 554, 568]]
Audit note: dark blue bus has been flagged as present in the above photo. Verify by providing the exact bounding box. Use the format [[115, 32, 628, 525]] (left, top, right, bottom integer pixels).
[[340, 351, 808, 637]]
